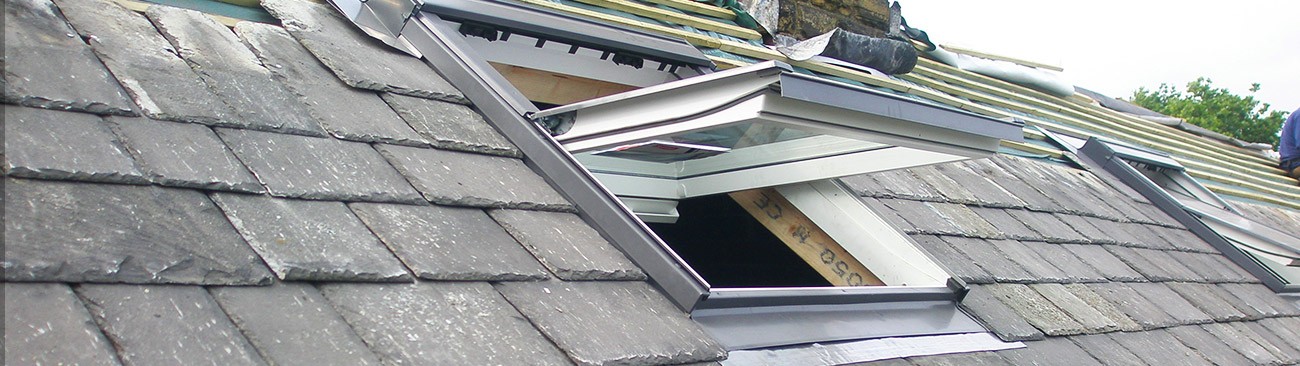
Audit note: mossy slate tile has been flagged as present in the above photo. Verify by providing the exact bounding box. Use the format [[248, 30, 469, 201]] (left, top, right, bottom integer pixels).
[[934, 161, 1027, 208], [3, 0, 134, 116], [984, 284, 1087, 336], [349, 202, 550, 281], [1085, 283, 1179, 330], [4, 106, 147, 184], [382, 93, 519, 157], [4, 178, 273, 285], [490, 209, 645, 280], [147, 6, 325, 136], [218, 129, 424, 204], [54, 0, 231, 124], [3, 283, 120, 366], [235, 23, 428, 147], [76, 285, 267, 365], [209, 283, 383, 366], [958, 285, 1046, 341], [1062, 283, 1142, 332], [1029, 283, 1119, 333], [260, 0, 465, 102], [378, 145, 571, 210], [319, 282, 572, 366], [108, 117, 263, 193], [992, 240, 1070, 282], [211, 194, 412, 282], [495, 281, 727, 366]]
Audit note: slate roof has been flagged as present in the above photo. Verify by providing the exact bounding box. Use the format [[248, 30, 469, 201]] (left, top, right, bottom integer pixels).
[[840, 156, 1300, 365], [2, 0, 725, 365]]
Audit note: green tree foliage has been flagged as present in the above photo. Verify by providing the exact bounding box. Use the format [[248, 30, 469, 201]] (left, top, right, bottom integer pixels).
[[1130, 78, 1287, 146]]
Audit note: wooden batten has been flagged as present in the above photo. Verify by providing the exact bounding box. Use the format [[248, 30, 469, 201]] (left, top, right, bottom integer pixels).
[[729, 188, 886, 287], [492, 63, 637, 105]]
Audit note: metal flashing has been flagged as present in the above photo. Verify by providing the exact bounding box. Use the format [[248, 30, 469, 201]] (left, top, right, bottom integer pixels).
[[420, 0, 713, 68], [721, 333, 1022, 365], [693, 299, 986, 350]]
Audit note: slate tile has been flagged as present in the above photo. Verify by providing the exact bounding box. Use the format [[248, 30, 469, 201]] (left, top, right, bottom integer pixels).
[[1061, 244, 1145, 282], [3, 283, 121, 366], [1022, 242, 1107, 283], [146, 6, 324, 136], [1240, 321, 1300, 364], [495, 281, 727, 366], [1258, 317, 1300, 350], [990, 158, 1094, 217], [217, 129, 424, 204], [1114, 223, 1177, 250], [1199, 322, 1285, 365], [963, 157, 1063, 212], [1104, 246, 1171, 281], [992, 240, 1070, 282], [984, 284, 1086, 336], [1061, 283, 1142, 332], [209, 283, 383, 366], [1165, 325, 1255, 366], [1108, 330, 1212, 366], [879, 199, 963, 235], [1208, 254, 1261, 283], [1166, 282, 1249, 322], [844, 169, 944, 201], [1218, 283, 1294, 317], [1225, 321, 1299, 364], [4, 178, 273, 285], [1127, 282, 1214, 325], [234, 22, 428, 147], [490, 209, 645, 280], [996, 337, 1102, 366], [1080, 215, 1139, 245], [381, 93, 519, 157], [1015, 162, 1127, 220], [108, 117, 262, 192], [4, 106, 147, 184], [211, 194, 411, 282], [1167, 251, 1234, 283], [76, 284, 266, 365], [54, 0, 232, 123], [3, 0, 134, 115], [909, 235, 994, 284], [1086, 188, 1155, 224], [1051, 214, 1110, 244], [967, 207, 1040, 240], [1204, 284, 1266, 320], [1132, 248, 1202, 282], [349, 202, 549, 281], [929, 202, 1003, 238], [1155, 226, 1217, 253], [1030, 283, 1119, 333], [260, 0, 465, 102], [908, 165, 982, 205], [936, 160, 1027, 208], [1003, 210, 1089, 243], [940, 236, 1034, 283], [377, 144, 571, 210], [1085, 283, 1180, 329], [319, 282, 572, 365], [906, 351, 1011, 366], [1067, 333, 1146, 366], [958, 285, 1046, 341], [860, 197, 916, 232]]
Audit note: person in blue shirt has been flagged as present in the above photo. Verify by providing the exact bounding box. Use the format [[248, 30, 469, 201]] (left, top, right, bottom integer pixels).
[[1282, 107, 1300, 179]]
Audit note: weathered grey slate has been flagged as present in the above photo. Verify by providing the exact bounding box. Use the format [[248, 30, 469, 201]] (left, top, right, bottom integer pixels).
[[4, 178, 273, 285], [319, 282, 572, 366], [210, 194, 411, 282], [381, 93, 519, 156], [1199, 322, 1285, 365], [996, 337, 1102, 366], [3, 283, 121, 366], [495, 281, 727, 366], [145, 6, 323, 136], [1113, 223, 1177, 250], [983, 284, 1086, 336], [377, 145, 571, 210], [1207, 254, 1261, 283], [940, 236, 1035, 283], [4, 106, 148, 184], [1002, 210, 1089, 244], [1219, 283, 1300, 317], [1066, 333, 1146, 366], [907, 351, 1011, 366], [76, 284, 267, 365], [968, 157, 1065, 212], [1080, 215, 1139, 245], [1258, 317, 1300, 350], [1164, 325, 1254, 366], [967, 207, 1040, 241], [1167, 251, 1234, 283], [234, 22, 427, 146], [1052, 214, 1110, 244], [860, 197, 915, 231], [3, 0, 134, 115], [260, 0, 465, 102], [843, 165, 944, 201], [948, 160, 1031, 208], [1022, 242, 1106, 283], [1155, 226, 1217, 253], [1085, 283, 1179, 330], [1108, 330, 1212, 366], [349, 202, 549, 281], [1238, 321, 1300, 364], [490, 209, 645, 280], [879, 199, 965, 235], [1029, 283, 1119, 334], [909, 235, 994, 284], [108, 117, 263, 192], [908, 165, 983, 205], [217, 129, 424, 203], [1203, 284, 1266, 320], [52, 0, 231, 124], [1061, 284, 1142, 332], [1060, 244, 1144, 282], [928, 202, 1003, 238], [1103, 246, 1170, 281], [1130, 248, 1202, 282], [992, 240, 1070, 282], [958, 285, 1046, 341], [209, 283, 384, 366]]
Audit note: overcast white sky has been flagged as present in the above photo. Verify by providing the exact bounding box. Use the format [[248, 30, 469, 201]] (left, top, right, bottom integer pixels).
[[899, 1, 1300, 115]]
